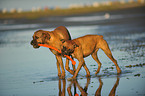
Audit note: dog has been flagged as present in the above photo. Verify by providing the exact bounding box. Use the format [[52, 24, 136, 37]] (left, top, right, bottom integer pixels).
[[60, 35, 121, 80], [30, 26, 75, 79]]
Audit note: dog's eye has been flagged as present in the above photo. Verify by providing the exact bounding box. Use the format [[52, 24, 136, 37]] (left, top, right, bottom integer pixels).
[[63, 46, 65, 49], [35, 36, 39, 39], [68, 49, 73, 52], [68, 49, 71, 51]]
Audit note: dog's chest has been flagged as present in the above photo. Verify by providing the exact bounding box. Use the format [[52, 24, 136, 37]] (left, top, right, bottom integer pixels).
[[71, 53, 75, 58], [50, 49, 60, 55]]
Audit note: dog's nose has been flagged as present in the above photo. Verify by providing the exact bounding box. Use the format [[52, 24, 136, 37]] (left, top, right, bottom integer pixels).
[[61, 50, 66, 55], [61, 50, 70, 56], [30, 40, 33, 45]]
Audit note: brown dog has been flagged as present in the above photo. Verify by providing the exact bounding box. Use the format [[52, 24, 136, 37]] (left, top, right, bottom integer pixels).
[[61, 35, 121, 80], [30, 26, 75, 79]]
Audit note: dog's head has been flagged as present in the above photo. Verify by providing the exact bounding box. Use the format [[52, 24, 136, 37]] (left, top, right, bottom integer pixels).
[[30, 30, 51, 48], [60, 39, 79, 56]]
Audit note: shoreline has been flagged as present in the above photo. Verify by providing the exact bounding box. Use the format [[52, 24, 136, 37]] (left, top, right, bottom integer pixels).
[[0, 2, 145, 20], [0, 5, 145, 31]]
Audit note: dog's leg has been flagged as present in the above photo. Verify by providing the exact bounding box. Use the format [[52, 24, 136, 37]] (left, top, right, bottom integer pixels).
[[100, 39, 121, 74], [71, 57, 76, 72], [91, 49, 102, 74], [83, 63, 90, 77], [56, 55, 65, 79], [67, 58, 84, 81], [65, 58, 75, 75], [105, 53, 121, 74], [56, 56, 61, 77]]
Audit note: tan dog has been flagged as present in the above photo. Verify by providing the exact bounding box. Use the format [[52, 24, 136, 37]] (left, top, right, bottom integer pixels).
[[61, 35, 121, 80], [30, 26, 75, 79]]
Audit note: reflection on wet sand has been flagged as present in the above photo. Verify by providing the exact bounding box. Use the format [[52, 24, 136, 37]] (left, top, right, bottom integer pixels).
[[58, 79, 66, 96], [67, 78, 90, 96], [95, 78, 102, 96], [58, 76, 120, 96], [95, 77, 120, 96]]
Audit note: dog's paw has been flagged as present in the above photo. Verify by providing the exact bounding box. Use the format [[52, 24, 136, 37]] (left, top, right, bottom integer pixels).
[[59, 73, 65, 79], [95, 70, 100, 74], [86, 74, 91, 77], [67, 77, 76, 81], [69, 70, 75, 75], [117, 69, 122, 74], [59, 76, 65, 79], [58, 73, 61, 77], [58, 73, 65, 79]]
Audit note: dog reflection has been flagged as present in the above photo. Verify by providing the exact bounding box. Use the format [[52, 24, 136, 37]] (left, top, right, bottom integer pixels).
[[67, 78, 90, 96], [95, 77, 120, 96], [108, 77, 120, 96], [95, 78, 103, 96], [58, 79, 66, 96], [58, 77, 119, 96]]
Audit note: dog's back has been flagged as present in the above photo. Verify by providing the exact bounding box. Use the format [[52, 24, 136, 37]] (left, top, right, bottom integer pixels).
[[73, 35, 103, 57], [74, 35, 103, 45], [54, 26, 71, 40]]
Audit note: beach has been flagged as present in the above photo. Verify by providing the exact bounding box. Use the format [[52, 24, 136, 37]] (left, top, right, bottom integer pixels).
[[0, 6, 145, 96]]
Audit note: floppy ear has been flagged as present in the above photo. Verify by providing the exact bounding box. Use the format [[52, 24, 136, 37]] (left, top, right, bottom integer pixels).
[[42, 32, 51, 40], [60, 39, 65, 43], [36, 30, 43, 32]]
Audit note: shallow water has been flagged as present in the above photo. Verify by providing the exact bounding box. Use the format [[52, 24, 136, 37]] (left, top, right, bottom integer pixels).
[[0, 8, 145, 96]]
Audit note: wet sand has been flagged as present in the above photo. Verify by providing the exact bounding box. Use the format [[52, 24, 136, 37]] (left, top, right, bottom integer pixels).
[[0, 7, 145, 96]]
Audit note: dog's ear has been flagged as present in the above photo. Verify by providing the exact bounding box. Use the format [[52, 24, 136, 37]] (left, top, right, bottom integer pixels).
[[42, 32, 51, 40], [60, 39, 65, 43], [36, 30, 43, 32], [73, 44, 79, 48]]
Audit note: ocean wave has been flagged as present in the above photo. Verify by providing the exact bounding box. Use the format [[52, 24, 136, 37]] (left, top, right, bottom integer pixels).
[[0, 24, 41, 31]]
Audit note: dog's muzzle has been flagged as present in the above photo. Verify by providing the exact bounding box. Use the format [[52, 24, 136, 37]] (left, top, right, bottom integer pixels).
[[61, 50, 72, 56], [30, 40, 40, 48]]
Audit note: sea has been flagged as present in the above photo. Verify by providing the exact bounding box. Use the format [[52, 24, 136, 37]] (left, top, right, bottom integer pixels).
[[0, 0, 136, 11]]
